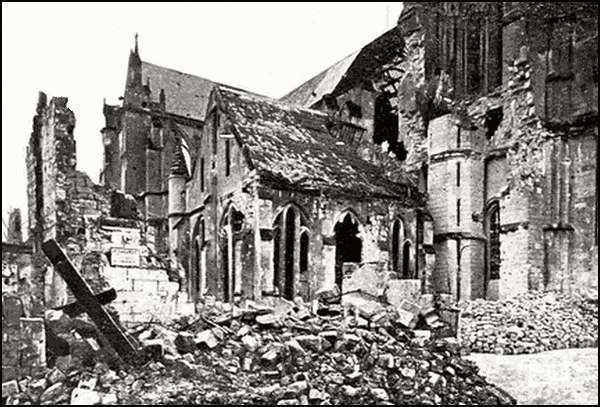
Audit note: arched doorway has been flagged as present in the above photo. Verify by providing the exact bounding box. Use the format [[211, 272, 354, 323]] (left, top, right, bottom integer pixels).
[[219, 206, 244, 302], [334, 212, 362, 290], [272, 204, 310, 300], [402, 241, 412, 279]]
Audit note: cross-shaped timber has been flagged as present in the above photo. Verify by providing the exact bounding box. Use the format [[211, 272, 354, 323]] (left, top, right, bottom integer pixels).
[[42, 239, 139, 362]]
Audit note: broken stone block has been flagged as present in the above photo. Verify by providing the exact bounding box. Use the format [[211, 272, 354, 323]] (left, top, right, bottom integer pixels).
[[341, 385, 360, 397], [40, 382, 65, 404], [101, 392, 118, 404], [142, 339, 165, 359], [345, 371, 362, 384], [315, 285, 340, 304], [241, 334, 259, 352], [174, 332, 196, 354], [78, 376, 98, 390], [400, 367, 416, 379], [396, 300, 421, 329], [46, 367, 66, 385], [308, 388, 328, 402], [285, 339, 306, 355], [276, 399, 300, 405], [175, 359, 196, 377], [2, 380, 19, 398], [194, 329, 219, 349], [71, 387, 101, 405], [260, 347, 281, 365], [294, 335, 323, 352], [27, 377, 47, 399], [371, 388, 390, 401], [412, 330, 432, 346], [284, 380, 308, 397], [256, 314, 279, 326], [99, 369, 119, 385]]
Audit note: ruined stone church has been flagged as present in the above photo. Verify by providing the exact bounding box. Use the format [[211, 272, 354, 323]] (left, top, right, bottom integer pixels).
[[23, 2, 598, 316]]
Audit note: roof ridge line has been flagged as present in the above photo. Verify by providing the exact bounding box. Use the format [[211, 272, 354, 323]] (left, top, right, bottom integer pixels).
[[217, 85, 330, 118], [141, 59, 216, 83]]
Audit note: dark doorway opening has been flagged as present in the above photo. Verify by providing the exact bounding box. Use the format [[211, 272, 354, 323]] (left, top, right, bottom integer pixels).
[[402, 241, 412, 279], [273, 224, 281, 295], [334, 213, 362, 289], [284, 208, 296, 300], [300, 232, 309, 274], [221, 238, 230, 302]]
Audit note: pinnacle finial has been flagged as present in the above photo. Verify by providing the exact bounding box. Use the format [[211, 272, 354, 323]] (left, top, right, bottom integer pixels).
[[134, 32, 139, 55]]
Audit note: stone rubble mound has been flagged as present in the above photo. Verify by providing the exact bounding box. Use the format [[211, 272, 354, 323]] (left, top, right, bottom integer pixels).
[[459, 291, 598, 355], [3, 294, 516, 405]]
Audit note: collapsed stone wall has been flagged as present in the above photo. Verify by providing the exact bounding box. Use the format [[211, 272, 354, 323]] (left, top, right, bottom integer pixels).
[[23, 92, 193, 324]]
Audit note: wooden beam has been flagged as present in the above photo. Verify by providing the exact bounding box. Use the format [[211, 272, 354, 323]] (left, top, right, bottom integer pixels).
[[42, 240, 138, 362]]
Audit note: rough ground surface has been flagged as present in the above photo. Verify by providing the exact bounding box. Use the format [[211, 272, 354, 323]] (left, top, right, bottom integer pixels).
[[467, 348, 598, 405]]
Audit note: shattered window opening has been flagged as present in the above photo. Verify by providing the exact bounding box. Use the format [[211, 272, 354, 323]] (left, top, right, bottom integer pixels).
[[486, 201, 501, 281]]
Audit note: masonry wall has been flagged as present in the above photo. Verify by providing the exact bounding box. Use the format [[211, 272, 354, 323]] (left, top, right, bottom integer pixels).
[[427, 115, 487, 300], [255, 187, 429, 301], [25, 92, 193, 325], [399, 2, 599, 300], [182, 105, 259, 302]]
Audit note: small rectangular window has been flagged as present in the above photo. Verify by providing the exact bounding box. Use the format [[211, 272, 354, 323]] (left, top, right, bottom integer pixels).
[[456, 162, 461, 187], [456, 126, 461, 149], [457, 199, 461, 226]]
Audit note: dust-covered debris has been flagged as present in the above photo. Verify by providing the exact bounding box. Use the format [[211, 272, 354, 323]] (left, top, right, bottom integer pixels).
[[3, 295, 516, 405]]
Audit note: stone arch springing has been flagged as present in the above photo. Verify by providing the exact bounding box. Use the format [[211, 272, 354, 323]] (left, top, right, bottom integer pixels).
[[273, 202, 311, 228], [334, 211, 362, 290]]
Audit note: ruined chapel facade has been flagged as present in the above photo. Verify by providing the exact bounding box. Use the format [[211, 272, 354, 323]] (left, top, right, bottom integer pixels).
[[23, 2, 598, 311]]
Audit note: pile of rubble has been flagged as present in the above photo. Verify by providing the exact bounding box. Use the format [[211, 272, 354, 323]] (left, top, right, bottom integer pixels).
[[3, 291, 516, 405], [459, 291, 598, 355]]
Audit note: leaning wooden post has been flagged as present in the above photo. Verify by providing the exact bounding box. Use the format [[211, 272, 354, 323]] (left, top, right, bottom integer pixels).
[[42, 239, 139, 363]]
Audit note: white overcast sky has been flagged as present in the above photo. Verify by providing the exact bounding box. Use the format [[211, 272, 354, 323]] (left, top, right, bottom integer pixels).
[[2, 2, 404, 237]]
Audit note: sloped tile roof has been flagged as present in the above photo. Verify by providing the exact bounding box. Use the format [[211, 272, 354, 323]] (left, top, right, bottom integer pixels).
[[141, 61, 215, 121], [280, 50, 359, 107], [218, 86, 418, 200], [280, 26, 404, 108]]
